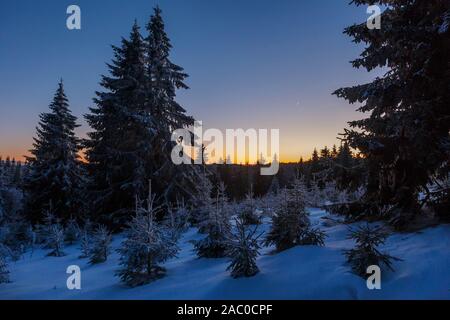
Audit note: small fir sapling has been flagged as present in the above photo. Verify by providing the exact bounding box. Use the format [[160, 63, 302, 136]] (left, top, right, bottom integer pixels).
[[46, 223, 66, 257], [117, 185, 179, 287], [164, 200, 190, 240], [88, 225, 111, 264], [79, 229, 91, 259], [78, 218, 94, 258], [40, 206, 60, 248], [193, 171, 214, 231], [344, 224, 400, 277], [194, 188, 231, 258], [226, 214, 263, 278], [265, 187, 326, 252], [64, 217, 80, 245], [241, 184, 260, 225]]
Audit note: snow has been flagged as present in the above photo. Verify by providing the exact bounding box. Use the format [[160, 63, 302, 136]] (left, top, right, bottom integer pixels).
[[0, 208, 449, 300]]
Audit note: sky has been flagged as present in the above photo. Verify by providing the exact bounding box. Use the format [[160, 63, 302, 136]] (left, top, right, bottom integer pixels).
[[0, 0, 381, 163]]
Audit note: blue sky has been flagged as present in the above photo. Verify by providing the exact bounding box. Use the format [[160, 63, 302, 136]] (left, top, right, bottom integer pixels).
[[0, 0, 380, 162]]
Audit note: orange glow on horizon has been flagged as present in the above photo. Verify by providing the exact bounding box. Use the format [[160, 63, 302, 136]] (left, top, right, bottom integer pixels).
[[1, 149, 309, 165]]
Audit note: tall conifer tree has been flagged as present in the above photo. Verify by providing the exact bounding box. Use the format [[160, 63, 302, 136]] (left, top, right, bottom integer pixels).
[[145, 7, 197, 203], [85, 22, 153, 227], [334, 0, 450, 227], [24, 81, 83, 223]]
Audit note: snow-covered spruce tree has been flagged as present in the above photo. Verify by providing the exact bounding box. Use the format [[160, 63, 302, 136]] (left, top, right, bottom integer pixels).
[[117, 187, 179, 287], [194, 188, 231, 258], [32, 223, 47, 247], [0, 186, 32, 258], [84, 22, 152, 228], [226, 214, 262, 278], [0, 245, 10, 283], [77, 217, 94, 258], [64, 217, 80, 245], [334, 1, 450, 229], [241, 184, 260, 225], [164, 200, 190, 240], [38, 206, 59, 248], [217, 182, 231, 218], [46, 223, 65, 257], [265, 187, 326, 252], [88, 225, 111, 264], [344, 224, 399, 277], [24, 80, 84, 224], [192, 170, 214, 229], [145, 6, 199, 206], [0, 218, 32, 261], [79, 228, 91, 259]]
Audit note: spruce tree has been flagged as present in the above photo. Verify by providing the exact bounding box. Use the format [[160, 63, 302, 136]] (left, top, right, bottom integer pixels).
[[192, 170, 214, 227], [241, 184, 260, 225], [78, 218, 94, 258], [79, 228, 91, 259], [265, 185, 326, 252], [164, 200, 190, 238], [85, 22, 152, 228], [334, 0, 450, 228], [194, 188, 231, 258], [0, 215, 33, 260], [311, 148, 320, 173], [226, 214, 262, 278], [24, 81, 84, 223], [46, 223, 65, 257], [145, 6, 198, 205], [64, 217, 80, 245], [344, 224, 399, 277], [88, 225, 111, 264], [117, 186, 179, 287]]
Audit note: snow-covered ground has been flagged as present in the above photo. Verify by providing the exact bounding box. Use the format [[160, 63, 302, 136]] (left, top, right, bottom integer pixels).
[[0, 208, 449, 300]]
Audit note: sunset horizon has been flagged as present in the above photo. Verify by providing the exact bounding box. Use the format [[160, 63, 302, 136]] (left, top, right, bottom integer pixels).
[[0, 0, 377, 165]]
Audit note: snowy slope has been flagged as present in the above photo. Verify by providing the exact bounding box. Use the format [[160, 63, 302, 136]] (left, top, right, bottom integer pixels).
[[0, 208, 449, 300]]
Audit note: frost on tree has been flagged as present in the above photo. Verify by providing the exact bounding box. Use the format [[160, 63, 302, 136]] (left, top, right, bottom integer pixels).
[[78, 218, 94, 258], [79, 229, 91, 259], [241, 185, 260, 225], [333, 0, 450, 228], [89, 225, 111, 264], [265, 184, 326, 252], [117, 186, 179, 287], [344, 224, 399, 277], [64, 217, 80, 245], [84, 22, 152, 228], [46, 224, 65, 257], [226, 214, 262, 278], [164, 200, 191, 240], [194, 186, 231, 258], [192, 170, 214, 229], [0, 206, 33, 260], [145, 6, 197, 207], [24, 80, 84, 224], [39, 207, 60, 249], [85, 8, 200, 228]]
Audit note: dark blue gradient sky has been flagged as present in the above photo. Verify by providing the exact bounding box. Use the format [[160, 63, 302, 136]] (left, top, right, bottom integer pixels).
[[0, 0, 381, 162]]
